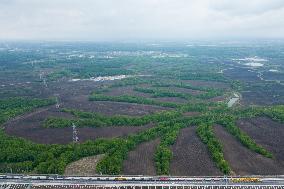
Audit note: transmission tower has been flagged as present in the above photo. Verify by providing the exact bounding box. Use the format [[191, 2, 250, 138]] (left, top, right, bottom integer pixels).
[[55, 95, 60, 109], [72, 123, 79, 143], [39, 71, 48, 87], [43, 78, 48, 87]]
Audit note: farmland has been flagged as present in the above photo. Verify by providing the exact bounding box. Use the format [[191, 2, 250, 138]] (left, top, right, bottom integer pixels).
[[0, 41, 284, 176]]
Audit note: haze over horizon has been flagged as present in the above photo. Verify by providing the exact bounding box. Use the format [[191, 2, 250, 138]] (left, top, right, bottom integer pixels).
[[1, 0, 284, 41]]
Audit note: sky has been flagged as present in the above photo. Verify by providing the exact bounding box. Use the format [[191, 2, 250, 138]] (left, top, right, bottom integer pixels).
[[0, 0, 284, 41]]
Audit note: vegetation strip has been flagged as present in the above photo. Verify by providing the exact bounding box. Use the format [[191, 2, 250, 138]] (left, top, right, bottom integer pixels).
[[196, 123, 231, 174], [43, 108, 182, 128], [89, 93, 180, 108], [217, 116, 273, 158], [0, 97, 56, 125], [155, 123, 183, 175]]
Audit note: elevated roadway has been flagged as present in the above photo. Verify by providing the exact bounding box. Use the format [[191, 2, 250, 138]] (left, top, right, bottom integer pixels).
[[0, 175, 283, 189]]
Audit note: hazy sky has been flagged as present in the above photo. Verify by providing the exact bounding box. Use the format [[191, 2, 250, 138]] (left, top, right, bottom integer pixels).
[[1, 0, 284, 41]]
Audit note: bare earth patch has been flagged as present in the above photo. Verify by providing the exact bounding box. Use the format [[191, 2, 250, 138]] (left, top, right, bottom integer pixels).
[[64, 154, 105, 176]]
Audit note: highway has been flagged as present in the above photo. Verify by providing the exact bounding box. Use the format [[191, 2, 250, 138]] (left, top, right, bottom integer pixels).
[[0, 175, 284, 189]]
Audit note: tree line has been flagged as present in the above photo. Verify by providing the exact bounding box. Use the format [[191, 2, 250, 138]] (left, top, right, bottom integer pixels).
[[133, 86, 223, 101], [155, 123, 184, 175], [217, 115, 273, 158], [89, 93, 180, 108], [43, 108, 182, 128], [0, 97, 56, 125], [196, 123, 231, 175]]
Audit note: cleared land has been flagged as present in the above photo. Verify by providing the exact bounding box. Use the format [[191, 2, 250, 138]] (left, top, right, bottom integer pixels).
[[64, 154, 105, 176]]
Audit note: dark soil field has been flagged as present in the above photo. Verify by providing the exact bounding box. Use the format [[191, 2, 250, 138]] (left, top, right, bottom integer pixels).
[[104, 86, 189, 104], [224, 66, 284, 105], [262, 71, 284, 81], [182, 80, 230, 89], [0, 82, 45, 98], [170, 127, 222, 176], [4, 107, 155, 144], [241, 83, 284, 105], [77, 124, 155, 143], [48, 81, 168, 116], [122, 139, 160, 175], [45, 80, 168, 116], [158, 86, 203, 95], [22, 80, 171, 116], [48, 80, 102, 97], [214, 125, 284, 175], [104, 86, 152, 98], [154, 97, 188, 104], [62, 95, 170, 116], [224, 67, 260, 82], [237, 117, 284, 165]]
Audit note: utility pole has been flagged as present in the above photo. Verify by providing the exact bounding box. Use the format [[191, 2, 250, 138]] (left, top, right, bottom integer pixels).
[[72, 123, 79, 143]]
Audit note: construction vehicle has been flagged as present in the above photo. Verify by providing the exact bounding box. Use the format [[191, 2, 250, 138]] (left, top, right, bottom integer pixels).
[[231, 177, 261, 183], [114, 177, 127, 181]]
